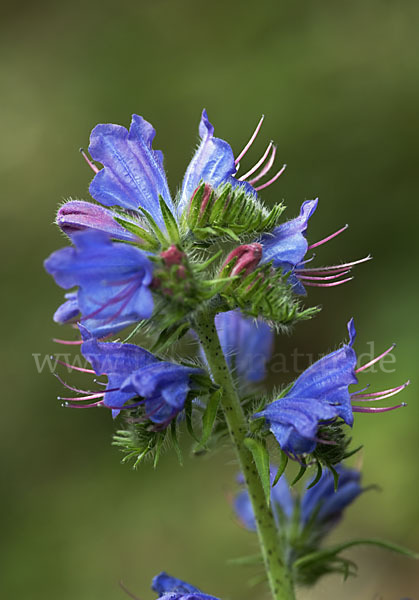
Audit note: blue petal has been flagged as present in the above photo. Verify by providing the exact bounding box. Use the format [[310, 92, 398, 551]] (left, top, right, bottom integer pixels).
[[286, 345, 357, 426], [122, 362, 201, 424], [88, 115, 174, 228], [258, 396, 340, 454], [53, 291, 79, 324], [81, 330, 158, 417], [44, 231, 154, 337], [152, 573, 201, 595], [301, 465, 362, 528], [234, 467, 294, 531], [347, 317, 356, 347], [260, 199, 318, 269], [215, 310, 273, 383], [178, 110, 237, 215]]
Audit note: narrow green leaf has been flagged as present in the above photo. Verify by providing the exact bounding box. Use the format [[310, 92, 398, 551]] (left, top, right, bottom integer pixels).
[[159, 195, 180, 243], [170, 421, 183, 466], [291, 459, 307, 486], [243, 437, 271, 506], [194, 388, 222, 451], [307, 462, 323, 489], [137, 206, 168, 246], [114, 217, 160, 249], [227, 553, 264, 566], [272, 450, 288, 487], [294, 538, 419, 571], [153, 434, 165, 469], [151, 322, 190, 354], [329, 464, 340, 491]]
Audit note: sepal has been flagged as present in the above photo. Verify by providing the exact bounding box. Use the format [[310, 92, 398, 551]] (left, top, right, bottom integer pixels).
[[182, 182, 285, 243]]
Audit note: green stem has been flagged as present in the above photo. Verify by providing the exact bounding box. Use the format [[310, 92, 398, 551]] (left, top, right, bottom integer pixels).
[[195, 314, 296, 600]]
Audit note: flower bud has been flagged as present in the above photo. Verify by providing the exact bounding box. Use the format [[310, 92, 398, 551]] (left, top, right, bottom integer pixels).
[[56, 200, 138, 242], [222, 243, 263, 276], [160, 245, 185, 266]]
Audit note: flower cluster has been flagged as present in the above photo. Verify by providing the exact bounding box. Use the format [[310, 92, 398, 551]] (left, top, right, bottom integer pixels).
[[44, 109, 412, 597]]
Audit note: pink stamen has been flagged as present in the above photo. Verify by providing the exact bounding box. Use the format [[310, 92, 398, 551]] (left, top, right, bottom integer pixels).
[[80, 148, 99, 174], [54, 373, 95, 395], [59, 392, 106, 402], [355, 344, 396, 373], [248, 145, 277, 185], [308, 224, 348, 250], [238, 142, 274, 181], [53, 337, 83, 345], [254, 164, 287, 192], [303, 276, 353, 288], [235, 115, 264, 165], [65, 400, 105, 409], [298, 270, 351, 282], [352, 382, 409, 402], [352, 403, 407, 413], [53, 357, 95, 373], [296, 255, 372, 274]]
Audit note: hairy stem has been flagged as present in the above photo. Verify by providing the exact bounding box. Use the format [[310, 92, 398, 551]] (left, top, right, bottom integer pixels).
[[195, 314, 296, 600]]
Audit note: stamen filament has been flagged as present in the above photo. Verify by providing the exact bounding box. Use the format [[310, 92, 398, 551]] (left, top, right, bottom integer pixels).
[[239, 142, 274, 181], [254, 164, 287, 191], [52, 357, 95, 373], [308, 224, 348, 250], [352, 382, 409, 402], [53, 338, 83, 345], [298, 270, 351, 282], [248, 145, 277, 185], [80, 148, 99, 174], [235, 115, 264, 165], [355, 344, 396, 373], [303, 276, 353, 288], [352, 403, 407, 413], [296, 255, 372, 274]]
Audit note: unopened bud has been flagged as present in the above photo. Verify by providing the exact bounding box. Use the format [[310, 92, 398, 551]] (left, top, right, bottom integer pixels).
[[222, 243, 263, 276], [161, 245, 185, 266], [56, 200, 138, 242]]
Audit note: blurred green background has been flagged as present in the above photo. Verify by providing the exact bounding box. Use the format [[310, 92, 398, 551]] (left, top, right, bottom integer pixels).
[[1, 0, 418, 598]]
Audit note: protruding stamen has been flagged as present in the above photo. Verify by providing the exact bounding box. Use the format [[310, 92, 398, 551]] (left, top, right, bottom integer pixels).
[[303, 276, 353, 288], [254, 164, 287, 192], [64, 400, 104, 409], [355, 344, 396, 373], [53, 337, 83, 345], [54, 373, 95, 395], [296, 255, 372, 274], [58, 392, 106, 402], [52, 357, 95, 373], [298, 270, 351, 282], [238, 142, 274, 181], [235, 115, 264, 165], [352, 381, 410, 402], [80, 148, 99, 174], [308, 224, 348, 250], [352, 403, 407, 413], [248, 146, 277, 185]]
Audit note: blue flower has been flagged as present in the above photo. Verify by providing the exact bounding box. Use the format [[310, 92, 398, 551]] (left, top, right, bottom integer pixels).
[[58, 327, 202, 422], [234, 464, 363, 542], [88, 110, 286, 223], [44, 230, 154, 338], [260, 199, 370, 295], [234, 469, 293, 531], [214, 310, 274, 383], [152, 572, 220, 600], [254, 319, 409, 456]]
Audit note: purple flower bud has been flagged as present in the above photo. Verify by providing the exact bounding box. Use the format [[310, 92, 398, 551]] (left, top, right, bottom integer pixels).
[[222, 243, 262, 276], [160, 244, 185, 266], [56, 200, 139, 242]]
